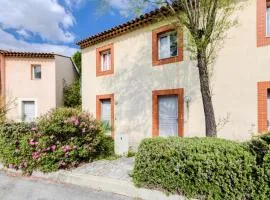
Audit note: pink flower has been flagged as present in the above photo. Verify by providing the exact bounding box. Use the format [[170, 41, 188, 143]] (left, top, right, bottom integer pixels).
[[71, 116, 76, 122], [31, 127, 37, 132], [32, 152, 40, 160], [75, 119, 79, 126], [82, 128, 86, 133], [29, 139, 36, 146], [23, 162, 27, 168], [8, 164, 14, 169], [51, 145, 56, 152]]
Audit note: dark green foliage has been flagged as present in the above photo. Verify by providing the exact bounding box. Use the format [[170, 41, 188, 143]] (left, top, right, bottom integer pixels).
[[133, 137, 257, 200], [0, 108, 114, 174], [72, 51, 81, 76], [63, 80, 81, 108]]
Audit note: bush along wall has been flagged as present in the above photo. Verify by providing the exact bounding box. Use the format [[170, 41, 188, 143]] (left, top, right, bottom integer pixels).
[[0, 108, 114, 174], [132, 136, 270, 200]]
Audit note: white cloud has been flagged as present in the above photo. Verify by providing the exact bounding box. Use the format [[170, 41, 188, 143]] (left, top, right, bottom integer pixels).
[[0, 28, 77, 57], [16, 29, 31, 39], [0, 0, 75, 43], [65, 0, 85, 9]]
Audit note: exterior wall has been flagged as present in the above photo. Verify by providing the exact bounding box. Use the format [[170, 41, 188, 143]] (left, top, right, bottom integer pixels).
[[5, 57, 56, 120], [82, 0, 270, 147], [55, 55, 78, 107]]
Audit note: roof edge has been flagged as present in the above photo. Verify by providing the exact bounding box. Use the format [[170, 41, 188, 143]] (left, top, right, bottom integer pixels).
[[77, 6, 173, 49]]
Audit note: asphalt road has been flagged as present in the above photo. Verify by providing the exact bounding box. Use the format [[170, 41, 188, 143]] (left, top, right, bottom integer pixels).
[[0, 172, 133, 200]]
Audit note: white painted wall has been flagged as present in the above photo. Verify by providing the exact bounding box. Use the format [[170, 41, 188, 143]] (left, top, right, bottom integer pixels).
[[5, 57, 56, 121], [5, 55, 77, 121], [82, 0, 270, 147], [55, 55, 78, 107]]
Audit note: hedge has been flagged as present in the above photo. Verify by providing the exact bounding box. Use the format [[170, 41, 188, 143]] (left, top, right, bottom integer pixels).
[[0, 108, 114, 174], [133, 137, 265, 200]]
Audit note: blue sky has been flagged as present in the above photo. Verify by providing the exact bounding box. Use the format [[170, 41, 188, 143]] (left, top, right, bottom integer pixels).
[[0, 0, 136, 56]]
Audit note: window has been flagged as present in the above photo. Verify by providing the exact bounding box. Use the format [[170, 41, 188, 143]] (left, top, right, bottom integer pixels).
[[101, 50, 111, 72], [31, 65, 41, 79], [267, 2, 270, 36], [152, 89, 184, 137], [96, 94, 114, 137], [257, 0, 270, 46], [96, 44, 114, 76], [22, 101, 36, 122], [152, 25, 183, 66], [158, 31, 178, 60]]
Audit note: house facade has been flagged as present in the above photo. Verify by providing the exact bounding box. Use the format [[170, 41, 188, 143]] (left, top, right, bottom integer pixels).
[[0, 51, 78, 122], [78, 0, 270, 148]]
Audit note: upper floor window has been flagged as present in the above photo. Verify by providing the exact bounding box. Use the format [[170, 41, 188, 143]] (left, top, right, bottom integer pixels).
[[257, 0, 270, 46], [101, 50, 111, 72], [159, 31, 178, 60], [267, 2, 270, 36], [152, 25, 183, 66], [96, 43, 114, 76], [31, 65, 41, 80]]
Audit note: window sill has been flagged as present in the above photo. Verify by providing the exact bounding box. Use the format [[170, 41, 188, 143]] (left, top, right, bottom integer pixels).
[[96, 69, 114, 77], [153, 55, 183, 66]]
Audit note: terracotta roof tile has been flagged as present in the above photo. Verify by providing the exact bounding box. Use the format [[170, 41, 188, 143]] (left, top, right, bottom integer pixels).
[[0, 50, 67, 59]]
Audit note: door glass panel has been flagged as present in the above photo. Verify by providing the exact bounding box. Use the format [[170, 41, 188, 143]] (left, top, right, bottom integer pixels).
[[101, 99, 111, 127], [158, 95, 178, 137], [22, 101, 35, 122]]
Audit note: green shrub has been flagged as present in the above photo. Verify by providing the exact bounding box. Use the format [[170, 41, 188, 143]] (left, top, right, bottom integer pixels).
[[63, 80, 81, 108], [246, 134, 270, 199], [0, 108, 114, 174], [133, 137, 256, 200]]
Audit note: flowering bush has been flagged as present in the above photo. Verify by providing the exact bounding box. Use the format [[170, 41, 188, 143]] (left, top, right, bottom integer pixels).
[[0, 108, 114, 174]]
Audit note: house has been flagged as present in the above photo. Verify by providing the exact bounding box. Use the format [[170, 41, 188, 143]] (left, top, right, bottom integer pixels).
[[77, 0, 270, 149], [0, 50, 78, 122]]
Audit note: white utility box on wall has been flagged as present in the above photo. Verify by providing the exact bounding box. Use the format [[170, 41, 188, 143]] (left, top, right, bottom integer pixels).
[[115, 133, 129, 155]]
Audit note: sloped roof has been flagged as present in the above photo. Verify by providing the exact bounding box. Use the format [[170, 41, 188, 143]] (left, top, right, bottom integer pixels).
[[77, 6, 171, 49], [0, 50, 55, 58]]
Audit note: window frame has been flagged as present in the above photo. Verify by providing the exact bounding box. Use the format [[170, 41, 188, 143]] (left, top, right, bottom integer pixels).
[[257, 0, 270, 47], [152, 89, 184, 137], [152, 25, 183, 66], [96, 94, 115, 137], [96, 43, 114, 76], [31, 64, 42, 80], [258, 81, 270, 133]]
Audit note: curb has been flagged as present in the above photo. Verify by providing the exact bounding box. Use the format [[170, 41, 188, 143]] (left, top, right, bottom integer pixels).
[[0, 164, 188, 200]]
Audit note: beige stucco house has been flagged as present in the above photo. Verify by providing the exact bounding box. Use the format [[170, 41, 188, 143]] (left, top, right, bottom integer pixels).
[[0, 51, 78, 122], [78, 0, 270, 149]]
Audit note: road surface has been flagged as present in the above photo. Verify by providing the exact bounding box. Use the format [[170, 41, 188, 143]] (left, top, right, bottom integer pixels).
[[0, 171, 134, 200]]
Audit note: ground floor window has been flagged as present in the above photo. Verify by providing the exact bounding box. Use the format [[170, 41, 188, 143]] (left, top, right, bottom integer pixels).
[[21, 101, 36, 122], [152, 89, 184, 137], [96, 94, 114, 137]]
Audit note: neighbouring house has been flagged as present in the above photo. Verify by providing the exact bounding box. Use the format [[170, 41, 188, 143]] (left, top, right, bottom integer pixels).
[[77, 0, 270, 149], [0, 50, 78, 122]]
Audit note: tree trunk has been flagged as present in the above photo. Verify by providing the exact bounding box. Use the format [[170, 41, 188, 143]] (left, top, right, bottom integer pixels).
[[197, 50, 217, 137]]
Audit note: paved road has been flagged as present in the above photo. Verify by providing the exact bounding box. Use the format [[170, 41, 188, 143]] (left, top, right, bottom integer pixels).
[[0, 172, 133, 200]]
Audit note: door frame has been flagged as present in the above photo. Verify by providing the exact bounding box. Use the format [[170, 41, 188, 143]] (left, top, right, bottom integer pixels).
[[96, 94, 115, 138], [18, 98, 38, 122], [152, 89, 184, 137]]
